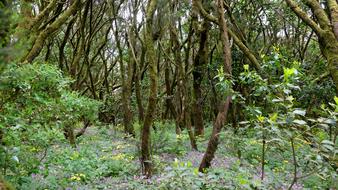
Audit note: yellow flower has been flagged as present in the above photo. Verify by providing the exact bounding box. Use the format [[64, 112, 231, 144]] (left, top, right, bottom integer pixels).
[[111, 153, 126, 160], [116, 145, 124, 149], [70, 175, 81, 181], [283, 160, 289, 163], [70, 173, 86, 181], [273, 46, 280, 52]]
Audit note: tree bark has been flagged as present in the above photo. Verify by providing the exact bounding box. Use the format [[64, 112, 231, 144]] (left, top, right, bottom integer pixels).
[[199, 0, 232, 172], [140, 0, 158, 178], [194, 0, 261, 72], [285, 0, 338, 93], [192, 17, 209, 137], [114, 14, 135, 136], [170, 2, 197, 149], [22, 0, 81, 63], [328, 0, 338, 40]]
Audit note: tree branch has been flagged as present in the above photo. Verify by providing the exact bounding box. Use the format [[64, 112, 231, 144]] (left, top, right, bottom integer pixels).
[[284, 0, 323, 35], [305, 0, 330, 31], [193, 0, 261, 71]]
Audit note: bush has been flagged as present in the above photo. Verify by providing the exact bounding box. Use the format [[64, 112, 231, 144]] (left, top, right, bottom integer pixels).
[[0, 63, 101, 184]]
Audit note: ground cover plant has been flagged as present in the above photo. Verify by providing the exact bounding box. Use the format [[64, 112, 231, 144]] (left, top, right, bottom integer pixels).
[[0, 0, 337, 189]]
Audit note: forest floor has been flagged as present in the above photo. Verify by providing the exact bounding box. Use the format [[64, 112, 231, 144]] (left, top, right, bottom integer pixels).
[[17, 124, 331, 190]]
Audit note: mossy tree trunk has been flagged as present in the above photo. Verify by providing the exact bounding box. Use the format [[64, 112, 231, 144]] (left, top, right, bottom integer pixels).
[[199, 0, 232, 172], [194, 0, 261, 72], [192, 16, 209, 137], [285, 0, 338, 93], [140, 0, 158, 178], [113, 5, 135, 136], [64, 126, 76, 148], [170, 1, 197, 149]]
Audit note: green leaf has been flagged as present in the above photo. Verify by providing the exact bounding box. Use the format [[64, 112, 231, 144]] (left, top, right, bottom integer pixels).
[[293, 109, 306, 116], [321, 140, 334, 146], [283, 67, 298, 82], [334, 96, 338, 105], [243, 64, 249, 71], [293, 119, 306, 125]]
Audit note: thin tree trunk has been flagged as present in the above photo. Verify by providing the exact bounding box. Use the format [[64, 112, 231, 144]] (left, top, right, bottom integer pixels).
[[140, 0, 158, 178], [114, 17, 135, 136], [59, 17, 76, 70], [199, 0, 232, 172], [170, 5, 197, 148]]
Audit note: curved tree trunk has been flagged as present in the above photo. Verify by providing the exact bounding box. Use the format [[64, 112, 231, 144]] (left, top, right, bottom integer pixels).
[[199, 0, 232, 172]]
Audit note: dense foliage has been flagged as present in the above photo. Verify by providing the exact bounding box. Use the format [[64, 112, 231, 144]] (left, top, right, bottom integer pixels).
[[0, 63, 100, 185], [0, 0, 337, 189]]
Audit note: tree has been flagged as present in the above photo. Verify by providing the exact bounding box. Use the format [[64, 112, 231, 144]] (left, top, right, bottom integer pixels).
[[285, 0, 338, 93], [113, 2, 135, 136], [192, 0, 211, 137], [199, 0, 233, 172], [140, 0, 158, 178]]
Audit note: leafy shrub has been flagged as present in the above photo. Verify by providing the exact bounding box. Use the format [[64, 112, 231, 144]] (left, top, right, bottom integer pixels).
[[234, 50, 337, 189], [0, 63, 101, 185]]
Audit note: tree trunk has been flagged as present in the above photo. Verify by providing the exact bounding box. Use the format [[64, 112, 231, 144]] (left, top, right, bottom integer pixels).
[[140, 0, 158, 178], [170, 5, 197, 148], [192, 57, 206, 137], [319, 32, 338, 93], [192, 2, 210, 137], [199, 97, 231, 171], [64, 126, 76, 148], [114, 14, 135, 136], [199, 0, 232, 172]]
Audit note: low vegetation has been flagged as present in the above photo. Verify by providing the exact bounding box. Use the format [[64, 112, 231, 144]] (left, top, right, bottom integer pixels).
[[0, 0, 337, 189]]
